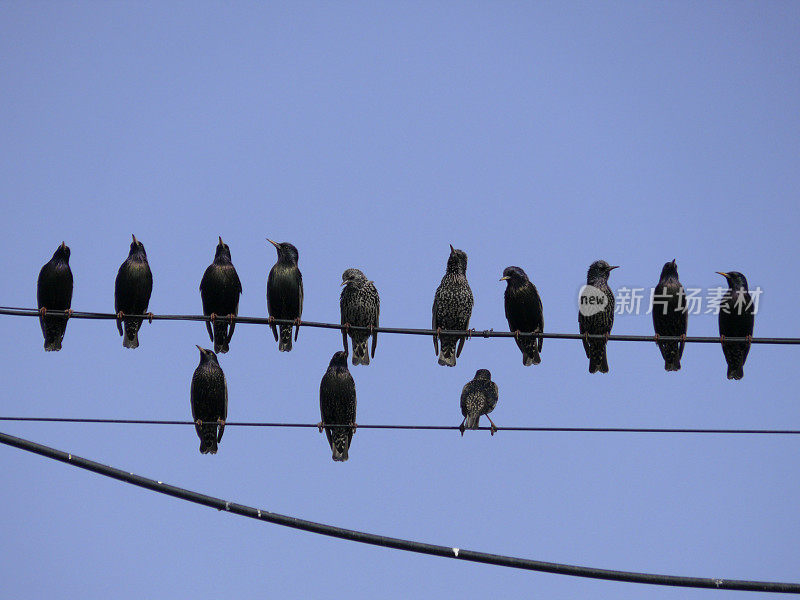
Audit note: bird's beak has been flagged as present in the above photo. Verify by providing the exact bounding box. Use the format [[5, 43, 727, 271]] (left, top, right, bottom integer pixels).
[[132, 234, 137, 244], [340, 280, 347, 286], [716, 271, 730, 280], [671, 258, 676, 265], [195, 345, 204, 353], [449, 244, 455, 253], [609, 265, 620, 270], [60, 241, 66, 250], [267, 238, 279, 249], [367, 280, 374, 285], [218, 236, 224, 245], [499, 276, 510, 281]]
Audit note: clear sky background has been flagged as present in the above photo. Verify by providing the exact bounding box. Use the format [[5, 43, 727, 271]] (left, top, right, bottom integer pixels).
[[1, 2, 799, 598]]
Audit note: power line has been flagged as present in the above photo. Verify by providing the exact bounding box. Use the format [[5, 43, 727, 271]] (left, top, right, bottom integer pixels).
[[1, 430, 797, 593], [1, 306, 797, 344], [2, 416, 800, 435]]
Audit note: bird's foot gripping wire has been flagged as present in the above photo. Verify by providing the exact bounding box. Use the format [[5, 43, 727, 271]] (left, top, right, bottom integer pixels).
[[217, 418, 225, 427], [227, 314, 235, 326], [653, 333, 659, 343], [486, 415, 498, 436], [459, 420, 466, 436], [195, 419, 203, 428], [316, 421, 324, 433], [604, 332, 610, 342], [746, 335, 753, 343], [514, 330, 521, 342], [147, 312, 154, 324], [680, 334, 687, 342], [209, 313, 218, 324], [467, 328, 476, 340], [65, 309, 73, 319], [719, 335, 726, 344], [38, 307, 46, 317], [268, 316, 275, 326], [294, 318, 302, 341]]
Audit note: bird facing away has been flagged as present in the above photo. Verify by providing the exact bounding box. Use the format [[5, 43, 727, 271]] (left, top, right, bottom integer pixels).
[[578, 260, 618, 374], [200, 236, 243, 354], [114, 234, 153, 349], [432, 245, 474, 367], [37, 242, 73, 351], [266, 239, 303, 352], [652, 259, 688, 371], [717, 271, 755, 380], [190, 345, 228, 454], [460, 369, 499, 435], [319, 351, 357, 461], [340, 268, 380, 366], [501, 266, 544, 366]]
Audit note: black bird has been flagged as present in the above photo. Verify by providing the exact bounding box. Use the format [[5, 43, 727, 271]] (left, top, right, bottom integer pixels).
[[340, 268, 380, 365], [717, 271, 755, 380], [459, 369, 499, 435], [578, 260, 618, 374], [37, 242, 73, 351], [432, 245, 474, 367], [318, 351, 357, 462], [200, 236, 242, 354], [114, 234, 153, 349], [266, 239, 303, 352], [652, 259, 688, 371], [190, 345, 228, 454], [500, 266, 544, 366]]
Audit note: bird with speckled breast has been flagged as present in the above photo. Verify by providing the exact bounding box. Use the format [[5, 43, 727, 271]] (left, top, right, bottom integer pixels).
[[266, 239, 303, 352], [460, 369, 499, 435], [115, 234, 153, 349], [200, 236, 242, 353], [37, 242, 73, 351], [432, 245, 474, 367], [652, 259, 688, 371], [190, 345, 228, 454], [717, 271, 755, 380], [340, 268, 380, 365], [501, 266, 544, 366], [318, 351, 357, 461], [578, 260, 618, 374]]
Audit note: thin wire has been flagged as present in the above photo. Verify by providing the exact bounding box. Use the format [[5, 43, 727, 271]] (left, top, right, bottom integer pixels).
[[1, 430, 797, 593], [2, 416, 799, 435], [2, 306, 797, 344]]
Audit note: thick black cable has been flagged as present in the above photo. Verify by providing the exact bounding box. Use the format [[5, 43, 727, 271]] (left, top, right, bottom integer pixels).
[[2, 416, 800, 435], [1, 306, 797, 344], [1, 430, 797, 593]]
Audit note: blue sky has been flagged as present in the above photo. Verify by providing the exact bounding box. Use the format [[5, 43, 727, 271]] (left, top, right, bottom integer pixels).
[[1, 2, 799, 598]]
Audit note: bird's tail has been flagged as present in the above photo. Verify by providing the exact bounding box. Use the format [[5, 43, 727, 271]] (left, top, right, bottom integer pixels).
[[213, 321, 230, 354], [278, 324, 293, 352], [523, 344, 541, 366], [438, 339, 457, 367], [199, 425, 219, 454], [588, 343, 609, 374], [42, 318, 66, 351], [659, 341, 681, 371], [665, 358, 681, 371], [330, 429, 352, 462], [122, 319, 141, 349], [727, 365, 744, 380], [352, 338, 370, 366], [463, 413, 480, 430]]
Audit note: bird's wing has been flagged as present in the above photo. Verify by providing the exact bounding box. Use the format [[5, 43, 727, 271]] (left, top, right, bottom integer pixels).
[[371, 296, 379, 358], [218, 377, 227, 443], [431, 292, 439, 355]]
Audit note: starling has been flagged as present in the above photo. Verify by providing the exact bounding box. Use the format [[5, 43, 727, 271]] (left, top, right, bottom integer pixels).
[[266, 239, 303, 352], [318, 350, 357, 462], [578, 260, 618, 374], [114, 234, 153, 349], [36, 242, 73, 351], [200, 236, 243, 354], [340, 268, 380, 366], [190, 345, 228, 454], [717, 271, 755, 380], [432, 245, 474, 367], [459, 369, 499, 435], [500, 266, 544, 366], [652, 259, 688, 371]]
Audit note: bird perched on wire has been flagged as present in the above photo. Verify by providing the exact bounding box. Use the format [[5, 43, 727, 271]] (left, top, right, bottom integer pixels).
[[266, 239, 303, 352], [717, 271, 755, 380], [318, 350, 357, 461], [652, 259, 688, 371], [459, 369, 499, 435], [190, 345, 228, 454], [432, 245, 474, 367], [37, 242, 73, 351], [200, 236, 242, 354], [578, 260, 618, 374], [340, 268, 380, 366], [500, 266, 544, 366], [114, 234, 153, 349]]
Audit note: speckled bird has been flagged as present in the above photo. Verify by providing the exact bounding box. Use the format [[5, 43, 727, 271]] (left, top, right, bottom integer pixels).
[[500, 266, 544, 366], [340, 268, 380, 366], [318, 351, 357, 461], [200, 236, 242, 354], [717, 271, 755, 380], [432, 245, 474, 367], [459, 369, 499, 435], [652, 259, 688, 371], [578, 260, 618, 374], [114, 234, 153, 349], [37, 242, 73, 351], [266, 239, 303, 352], [190, 345, 228, 454]]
